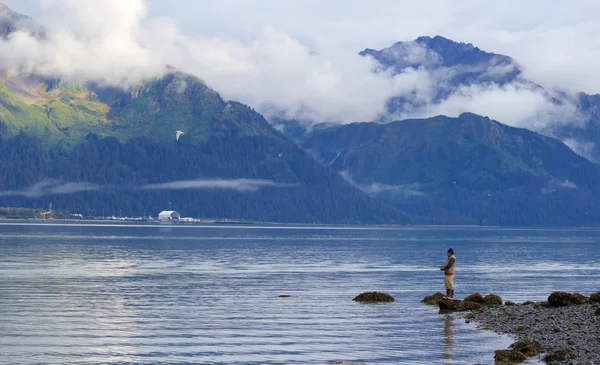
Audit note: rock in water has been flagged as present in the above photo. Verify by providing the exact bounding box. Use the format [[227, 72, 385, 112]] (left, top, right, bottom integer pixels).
[[439, 298, 463, 311], [543, 348, 574, 362], [421, 292, 445, 305], [439, 299, 482, 312], [548, 292, 588, 306], [483, 294, 503, 306], [353, 292, 395, 302], [464, 292, 484, 303], [462, 301, 484, 310], [494, 349, 528, 362]]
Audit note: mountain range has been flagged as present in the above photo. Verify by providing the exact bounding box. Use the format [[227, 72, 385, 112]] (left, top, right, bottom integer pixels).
[[299, 113, 600, 225], [1, 3, 599, 226], [359, 36, 600, 162]]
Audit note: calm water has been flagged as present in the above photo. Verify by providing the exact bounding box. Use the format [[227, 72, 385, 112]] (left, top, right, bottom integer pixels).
[[1, 223, 599, 365]]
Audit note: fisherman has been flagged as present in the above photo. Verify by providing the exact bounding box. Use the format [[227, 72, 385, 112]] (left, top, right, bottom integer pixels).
[[440, 248, 456, 299]]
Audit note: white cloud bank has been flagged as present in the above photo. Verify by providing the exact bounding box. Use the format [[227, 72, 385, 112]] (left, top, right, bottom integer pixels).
[[0, 179, 100, 197], [0, 0, 599, 130], [0, 178, 294, 198], [140, 178, 294, 192]]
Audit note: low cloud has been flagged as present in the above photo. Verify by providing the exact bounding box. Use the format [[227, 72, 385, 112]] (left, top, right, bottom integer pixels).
[[0, 0, 598, 132], [340, 171, 424, 198], [140, 178, 295, 192], [0, 0, 165, 86], [542, 179, 578, 194], [0, 1, 436, 123], [362, 182, 424, 197], [0, 179, 100, 197], [563, 138, 597, 162], [423, 83, 585, 130], [0, 178, 295, 197]]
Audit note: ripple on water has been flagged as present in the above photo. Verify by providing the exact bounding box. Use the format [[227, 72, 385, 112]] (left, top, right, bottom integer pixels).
[[1, 224, 590, 364]]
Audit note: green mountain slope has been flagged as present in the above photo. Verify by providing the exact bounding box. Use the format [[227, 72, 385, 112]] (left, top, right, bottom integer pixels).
[[301, 113, 600, 225], [0, 70, 410, 224], [92, 70, 281, 143], [0, 75, 110, 146]]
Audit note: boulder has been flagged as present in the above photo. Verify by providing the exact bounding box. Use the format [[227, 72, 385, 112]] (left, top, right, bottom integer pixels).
[[548, 292, 588, 307], [521, 301, 535, 306], [421, 292, 445, 305], [464, 292, 484, 303], [543, 348, 574, 362], [483, 294, 503, 306], [494, 349, 527, 363], [504, 301, 516, 306], [462, 301, 484, 311], [589, 292, 600, 303], [439, 299, 483, 312], [353, 292, 395, 302], [509, 340, 541, 357], [595, 307, 600, 316], [439, 298, 462, 311]]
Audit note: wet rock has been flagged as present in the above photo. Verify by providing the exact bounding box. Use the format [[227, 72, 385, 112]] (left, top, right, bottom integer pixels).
[[439, 298, 463, 311], [494, 349, 528, 362], [505, 301, 516, 306], [278, 295, 292, 298], [521, 301, 536, 306], [509, 339, 542, 357], [353, 292, 395, 302], [421, 292, 445, 305], [462, 301, 484, 311], [439, 299, 483, 312], [590, 292, 600, 303], [595, 307, 600, 316], [543, 348, 574, 362], [483, 294, 503, 306], [548, 292, 588, 307], [464, 292, 484, 304]]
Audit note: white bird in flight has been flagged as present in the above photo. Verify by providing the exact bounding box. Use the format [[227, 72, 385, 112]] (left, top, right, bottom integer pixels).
[[175, 130, 185, 141]]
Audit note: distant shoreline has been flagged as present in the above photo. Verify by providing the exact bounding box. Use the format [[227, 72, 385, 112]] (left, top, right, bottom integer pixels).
[[4, 218, 600, 231]]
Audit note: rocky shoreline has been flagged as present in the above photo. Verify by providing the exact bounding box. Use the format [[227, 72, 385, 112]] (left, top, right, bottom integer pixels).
[[423, 291, 600, 364]]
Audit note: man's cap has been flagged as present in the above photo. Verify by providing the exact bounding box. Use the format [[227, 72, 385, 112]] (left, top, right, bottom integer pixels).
[[447, 248, 454, 254]]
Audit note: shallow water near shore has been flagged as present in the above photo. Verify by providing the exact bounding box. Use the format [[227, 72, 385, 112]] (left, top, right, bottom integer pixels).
[[1, 223, 598, 364]]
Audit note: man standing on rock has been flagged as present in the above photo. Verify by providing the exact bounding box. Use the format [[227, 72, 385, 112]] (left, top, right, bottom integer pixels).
[[440, 248, 456, 299]]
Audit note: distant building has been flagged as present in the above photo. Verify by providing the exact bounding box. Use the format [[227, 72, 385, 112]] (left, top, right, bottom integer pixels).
[[158, 211, 180, 221]]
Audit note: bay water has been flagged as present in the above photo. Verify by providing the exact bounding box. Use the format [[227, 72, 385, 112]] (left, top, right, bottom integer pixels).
[[1, 223, 599, 364]]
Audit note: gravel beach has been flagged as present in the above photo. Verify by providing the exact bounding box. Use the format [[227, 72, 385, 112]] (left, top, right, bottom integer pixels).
[[465, 293, 600, 364], [422, 291, 600, 364]]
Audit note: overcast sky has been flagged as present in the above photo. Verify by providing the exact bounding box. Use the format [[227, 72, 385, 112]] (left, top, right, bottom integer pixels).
[[3, 0, 600, 127]]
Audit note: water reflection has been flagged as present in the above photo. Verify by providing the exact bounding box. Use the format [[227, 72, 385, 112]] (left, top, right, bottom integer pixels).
[[2, 224, 590, 364], [444, 314, 454, 361]]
